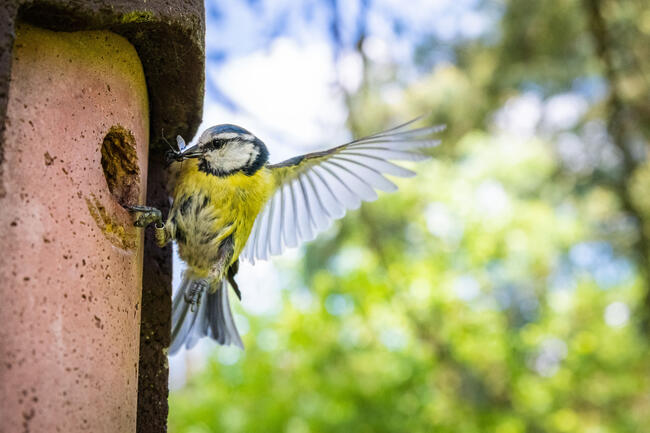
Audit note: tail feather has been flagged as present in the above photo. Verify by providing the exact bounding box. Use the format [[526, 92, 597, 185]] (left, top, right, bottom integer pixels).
[[169, 278, 200, 354], [209, 280, 244, 348], [169, 273, 244, 355], [185, 295, 209, 350], [169, 276, 194, 354]]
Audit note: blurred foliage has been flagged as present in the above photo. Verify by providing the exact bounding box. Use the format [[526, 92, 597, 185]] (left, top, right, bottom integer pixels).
[[170, 0, 650, 432]]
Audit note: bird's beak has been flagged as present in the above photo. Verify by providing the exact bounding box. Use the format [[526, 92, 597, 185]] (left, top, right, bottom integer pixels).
[[178, 146, 202, 160], [165, 145, 202, 166]]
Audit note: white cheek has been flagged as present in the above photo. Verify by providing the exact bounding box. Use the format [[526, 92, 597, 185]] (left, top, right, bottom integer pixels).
[[205, 142, 259, 172]]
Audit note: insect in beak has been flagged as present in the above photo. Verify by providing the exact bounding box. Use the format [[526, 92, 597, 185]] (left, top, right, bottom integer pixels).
[[164, 135, 200, 165]]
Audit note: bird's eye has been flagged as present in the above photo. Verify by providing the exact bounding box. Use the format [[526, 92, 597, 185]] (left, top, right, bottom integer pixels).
[[205, 138, 225, 150]]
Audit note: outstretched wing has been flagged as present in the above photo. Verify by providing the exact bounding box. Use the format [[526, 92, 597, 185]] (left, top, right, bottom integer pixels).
[[240, 118, 445, 263]]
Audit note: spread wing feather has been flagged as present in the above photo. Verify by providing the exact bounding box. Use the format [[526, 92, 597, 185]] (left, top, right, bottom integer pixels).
[[241, 118, 444, 263]]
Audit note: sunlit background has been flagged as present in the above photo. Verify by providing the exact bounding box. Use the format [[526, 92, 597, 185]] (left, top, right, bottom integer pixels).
[[169, 1, 650, 432]]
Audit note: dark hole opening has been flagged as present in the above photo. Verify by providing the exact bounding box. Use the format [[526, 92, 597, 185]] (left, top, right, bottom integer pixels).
[[101, 126, 140, 207]]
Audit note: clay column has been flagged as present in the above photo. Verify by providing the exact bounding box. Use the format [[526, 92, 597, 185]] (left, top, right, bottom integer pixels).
[[0, 23, 148, 433], [0, 1, 205, 432]]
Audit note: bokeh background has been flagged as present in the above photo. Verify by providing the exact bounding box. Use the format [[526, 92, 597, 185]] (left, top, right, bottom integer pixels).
[[168, 1, 650, 432]]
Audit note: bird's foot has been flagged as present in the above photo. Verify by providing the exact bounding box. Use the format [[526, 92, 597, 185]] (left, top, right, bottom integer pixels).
[[184, 280, 207, 312], [125, 205, 163, 228]]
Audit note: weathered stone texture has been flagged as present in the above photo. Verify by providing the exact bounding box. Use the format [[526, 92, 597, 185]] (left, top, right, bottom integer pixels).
[[0, 2, 205, 432], [0, 23, 149, 433]]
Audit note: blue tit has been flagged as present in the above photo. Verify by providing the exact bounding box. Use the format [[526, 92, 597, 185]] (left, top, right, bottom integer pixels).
[[128, 118, 444, 354]]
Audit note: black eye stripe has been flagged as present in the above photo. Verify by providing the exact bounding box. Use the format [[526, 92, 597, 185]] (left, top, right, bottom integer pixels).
[[203, 138, 226, 150], [203, 138, 257, 152]]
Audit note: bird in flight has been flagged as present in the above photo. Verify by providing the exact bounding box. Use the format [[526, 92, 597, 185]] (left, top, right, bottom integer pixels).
[[128, 117, 444, 354]]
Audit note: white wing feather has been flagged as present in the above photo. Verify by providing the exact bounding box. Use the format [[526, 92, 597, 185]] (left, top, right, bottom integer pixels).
[[241, 120, 444, 263]]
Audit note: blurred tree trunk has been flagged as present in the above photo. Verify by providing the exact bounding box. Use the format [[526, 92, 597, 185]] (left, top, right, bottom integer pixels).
[[582, 0, 650, 331]]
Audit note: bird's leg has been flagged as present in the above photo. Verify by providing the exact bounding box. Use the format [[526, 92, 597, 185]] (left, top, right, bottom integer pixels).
[[184, 280, 207, 312], [125, 205, 169, 247]]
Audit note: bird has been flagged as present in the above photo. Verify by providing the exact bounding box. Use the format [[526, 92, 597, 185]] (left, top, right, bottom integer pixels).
[[128, 117, 444, 354]]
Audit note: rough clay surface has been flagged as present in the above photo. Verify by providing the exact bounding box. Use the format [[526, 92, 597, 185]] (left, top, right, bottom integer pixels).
[[0, 0, 205, 153], [0, 24, 149, 433], [0, 2, 204, 432]]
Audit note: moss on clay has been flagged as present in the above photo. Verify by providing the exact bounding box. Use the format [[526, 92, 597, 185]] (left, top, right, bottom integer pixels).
[[86, 194, 138, 250], [120, 11, 156, 24]]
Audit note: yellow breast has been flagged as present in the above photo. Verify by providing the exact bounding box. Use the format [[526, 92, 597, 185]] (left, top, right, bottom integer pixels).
[[169, 160, 274, 271]]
